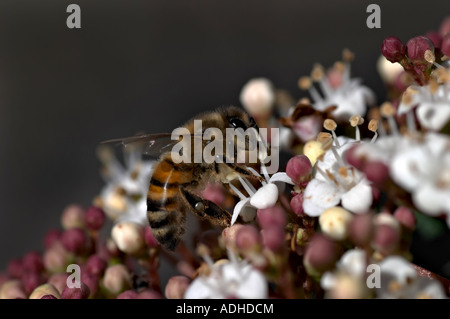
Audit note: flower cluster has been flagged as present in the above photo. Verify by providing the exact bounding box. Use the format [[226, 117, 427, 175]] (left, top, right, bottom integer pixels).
[[1, 16, 450, 300]]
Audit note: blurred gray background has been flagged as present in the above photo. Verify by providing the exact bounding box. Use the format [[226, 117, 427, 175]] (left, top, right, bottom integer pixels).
[[0, 0, 449, 277]]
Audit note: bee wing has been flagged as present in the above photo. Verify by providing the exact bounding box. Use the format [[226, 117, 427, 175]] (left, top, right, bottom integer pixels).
[[102, 133, 204, 157], [101, 133, 177, 157]]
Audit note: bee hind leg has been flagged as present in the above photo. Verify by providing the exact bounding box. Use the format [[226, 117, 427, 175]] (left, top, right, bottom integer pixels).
[[179, 186, 232, 227]]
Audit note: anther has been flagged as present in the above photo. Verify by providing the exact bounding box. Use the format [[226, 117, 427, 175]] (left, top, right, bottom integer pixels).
[[349, 114, 364, 141], [342, 48, 355, 62], [311, 64, 325, 81], [380, 102, 399, 136], [368, 119, 379, 143], [323, 119, 340, 147], [298, 76, 312, 90]]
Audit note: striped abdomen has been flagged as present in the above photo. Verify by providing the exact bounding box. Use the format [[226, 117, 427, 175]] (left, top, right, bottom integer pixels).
[[147, 155, 194, 250]]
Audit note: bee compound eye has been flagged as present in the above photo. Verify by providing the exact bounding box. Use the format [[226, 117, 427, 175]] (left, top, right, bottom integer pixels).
[[228, 117, 247, 130], [195, 202, 205, 212]]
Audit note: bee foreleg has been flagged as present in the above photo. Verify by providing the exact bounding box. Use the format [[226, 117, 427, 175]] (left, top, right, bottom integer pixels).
[[215, 157, 265, 183], [179, 186, 232, 227]]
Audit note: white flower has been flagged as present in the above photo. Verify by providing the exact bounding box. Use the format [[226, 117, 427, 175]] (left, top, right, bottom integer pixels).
[[398, 77, 450, 131], [303, 136, 372, 217], [301, 60, 376, 121], [97, 145, 154, 226], [321, 249, 370, 299], [229, 165, 294, 225], [184, 253, 268, 299], [390, 133, 450, 220], [377, 256, 446, 299]]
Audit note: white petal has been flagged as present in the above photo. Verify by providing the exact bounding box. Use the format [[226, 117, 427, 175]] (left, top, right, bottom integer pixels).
[[390, 147, 432, 192], [338, 249, 367, 277], [223, 263, 268, 299], [320, 272, 337, 290], [231, 198, 252, 226], [412, 183, 449, 216], [250, 183, 279, 209], [184, 277, 219, 299], [341, 181, 372, 214], [268, 172, 295, 185], [379, 256, 417, 285], [416, 102, 450, 131], [268, 172, 294, 194], [303, 179, 341, 217]]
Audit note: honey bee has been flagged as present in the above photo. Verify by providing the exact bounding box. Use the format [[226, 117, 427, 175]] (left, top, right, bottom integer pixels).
[[104, 106, 265, 250]]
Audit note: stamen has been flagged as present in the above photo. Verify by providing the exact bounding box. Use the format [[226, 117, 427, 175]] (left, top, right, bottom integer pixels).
[[349, 114, 364, 141], [260, 163, 271, 184], [298, 76, 323, 102], [311, 64, 325, 81], [228, 183, 247, 201], [317, 132, 345, 166], [238, 176, 257, 196], [338, 167, 348, 178], [424, 50, 444, 69], [317, 132, 333, 151], [380, 102, 399, 136], [342, 48, 355, 62], [197, 244, 215, 268], [368, 119, 379, 143], [323, 119, 340, 147]]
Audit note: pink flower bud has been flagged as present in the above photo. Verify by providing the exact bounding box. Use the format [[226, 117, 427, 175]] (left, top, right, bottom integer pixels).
[[442, 34, 450, 56], [85, 206, 106, 231], [48, 273, 69, 295], [286, 155, 312, 185], [261, 226, 285, 251], [222, 224, 244, 249], [61, 228, 88, 254], [345, 144, 365, 170], [7, 258, 24, 279], [363, 161, 389, 185], [406, 36, 434, 63], [61, 204, 86, 230], [235, 225, 261, 251], [257, 205, 286, 229], [85, 255, 107, 277], [61, 282, 90, 299], [80, 272, 99, 298], [349, 213, 374, 247], [290, 193, 304, 216], [426, 31, 442, 49], [304, 234, 341, 276], [22, 251, 44, 274], [439, 16, 450, 37], [373, 224, 399, 255], [138, 289, 162, 299], [117, 290, 139, 299], [22, 272, 45, 295], [43, 229, 62, 249], [165, 276, 190, 299], [103, 264, 132, 295], [43, 243, 70, 273], [381, 36, 406, 63], [393, 207, 416, 231], [144, 226, 159, 248]]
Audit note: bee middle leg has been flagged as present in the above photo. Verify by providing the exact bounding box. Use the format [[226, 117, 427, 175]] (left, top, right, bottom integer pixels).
[[179, 185, 232, 227]]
